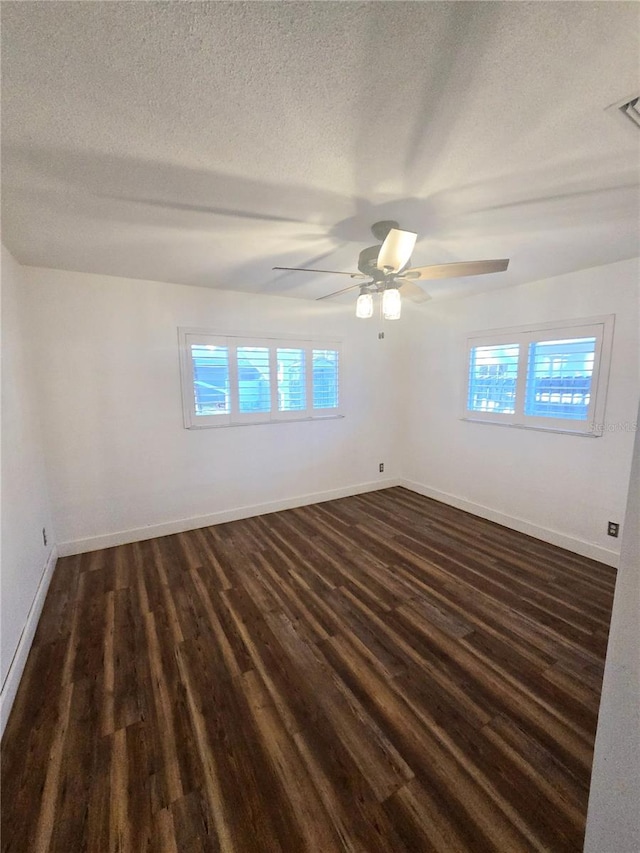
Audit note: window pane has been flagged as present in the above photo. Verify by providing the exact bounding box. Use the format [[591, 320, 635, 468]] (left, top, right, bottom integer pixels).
[[313, 349, 339, 409], [277, 348, 306, 411], [191, 345, 230, 415], [525, 337, 596, 420], [468, 344, 519, 414], [237, 347, 271, 413]]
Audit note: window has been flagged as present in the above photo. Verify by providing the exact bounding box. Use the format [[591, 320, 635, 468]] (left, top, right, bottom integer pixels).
[[179, 329, 341, 428], [277, 348, 306, 412], [464, 316, 614, 435], [312, 349, 340, 410], [237, 346, 271, 415], [191, 343, 230, 416], [468, 343, 519, 415]]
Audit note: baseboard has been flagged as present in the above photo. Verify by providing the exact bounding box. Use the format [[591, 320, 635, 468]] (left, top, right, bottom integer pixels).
[[400, 479, 619, 567], [57, 478, 402, 557], [1, 545, 58, 738]]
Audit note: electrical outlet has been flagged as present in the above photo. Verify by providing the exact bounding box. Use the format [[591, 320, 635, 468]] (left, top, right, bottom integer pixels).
[[42, 527, 48, 546], [379, 462, 384, 473], [607, 521, 620, 538], [378, 332, 385, 340]]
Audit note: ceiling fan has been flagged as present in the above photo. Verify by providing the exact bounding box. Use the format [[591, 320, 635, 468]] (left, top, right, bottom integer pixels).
[[273, 220, 509, 319]]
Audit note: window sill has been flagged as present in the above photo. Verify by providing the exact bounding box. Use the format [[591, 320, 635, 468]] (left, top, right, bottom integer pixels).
[[460, 417, 601, 437], [186, 414, 345, 429]]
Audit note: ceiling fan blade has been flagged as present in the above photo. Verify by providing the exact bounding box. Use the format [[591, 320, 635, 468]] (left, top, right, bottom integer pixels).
[[376, 228, 417, 273], [273, 266, 366, 278], [402, 259, 509, 281], [398, 280, 432, 303], [316, 281, 366, 301]]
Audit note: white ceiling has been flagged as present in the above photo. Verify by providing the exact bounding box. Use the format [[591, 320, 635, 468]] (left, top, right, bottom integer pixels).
[[2, 1, 639, 302]]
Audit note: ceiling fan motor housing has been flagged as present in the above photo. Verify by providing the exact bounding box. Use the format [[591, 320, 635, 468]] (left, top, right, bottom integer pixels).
[[358, 245, 387, 280], [370, 220, 400, 242]]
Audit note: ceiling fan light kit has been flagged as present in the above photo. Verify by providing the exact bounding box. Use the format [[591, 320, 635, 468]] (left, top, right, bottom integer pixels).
[[355, 289, 374, 319], [381, 287, 402, 320], [356, 284, 401, 320], [273, 220, 510, 319]]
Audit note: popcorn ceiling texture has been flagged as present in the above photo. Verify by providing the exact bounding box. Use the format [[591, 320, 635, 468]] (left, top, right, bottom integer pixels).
[[2, 1, 639, 300]]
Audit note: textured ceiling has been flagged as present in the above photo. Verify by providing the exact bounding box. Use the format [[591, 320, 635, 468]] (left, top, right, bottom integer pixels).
[[2, 1, 639, 302]]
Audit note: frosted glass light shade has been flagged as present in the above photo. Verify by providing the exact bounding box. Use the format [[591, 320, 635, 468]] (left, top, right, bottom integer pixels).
[[355, 292, 374, 318], [382, 287, 401, 320]]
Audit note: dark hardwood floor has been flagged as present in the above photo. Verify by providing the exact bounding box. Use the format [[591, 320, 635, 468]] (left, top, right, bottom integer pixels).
[[1, 487, 617, 852]]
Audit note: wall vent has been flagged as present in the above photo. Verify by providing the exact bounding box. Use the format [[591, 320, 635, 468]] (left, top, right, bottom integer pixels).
[[606, 94, 640, 131]]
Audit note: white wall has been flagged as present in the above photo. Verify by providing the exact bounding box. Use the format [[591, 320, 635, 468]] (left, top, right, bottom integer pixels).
[[401, 258, 639, 565], [585, 398, 640, 852], [22, 266, 402, 553], [1, 246, 56, 734], [21, 258, 639, 562]]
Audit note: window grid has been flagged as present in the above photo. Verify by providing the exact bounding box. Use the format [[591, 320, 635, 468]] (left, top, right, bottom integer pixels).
[[468, 344, 519, 415], [237, 346, 271, 414], [463, 317, 613, 436], [180, 330, 342, 429], [277, 348, 306, 412], [525, 337, 596, 420], [312, 349, 339, 410], [191, 345, 230, 416]]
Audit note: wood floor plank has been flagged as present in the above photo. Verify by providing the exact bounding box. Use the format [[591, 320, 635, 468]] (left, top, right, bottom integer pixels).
[[1, 487, 616, 851], [321, 633, 537, 852], [143, 611, 185, 805], [382, 777, 482, 853], [241, 669, 345, 853]]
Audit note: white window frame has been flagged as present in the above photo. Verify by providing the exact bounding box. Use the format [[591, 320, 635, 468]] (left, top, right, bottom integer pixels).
[[462, 315, 614, 437], [179, 328, 342, 429]]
